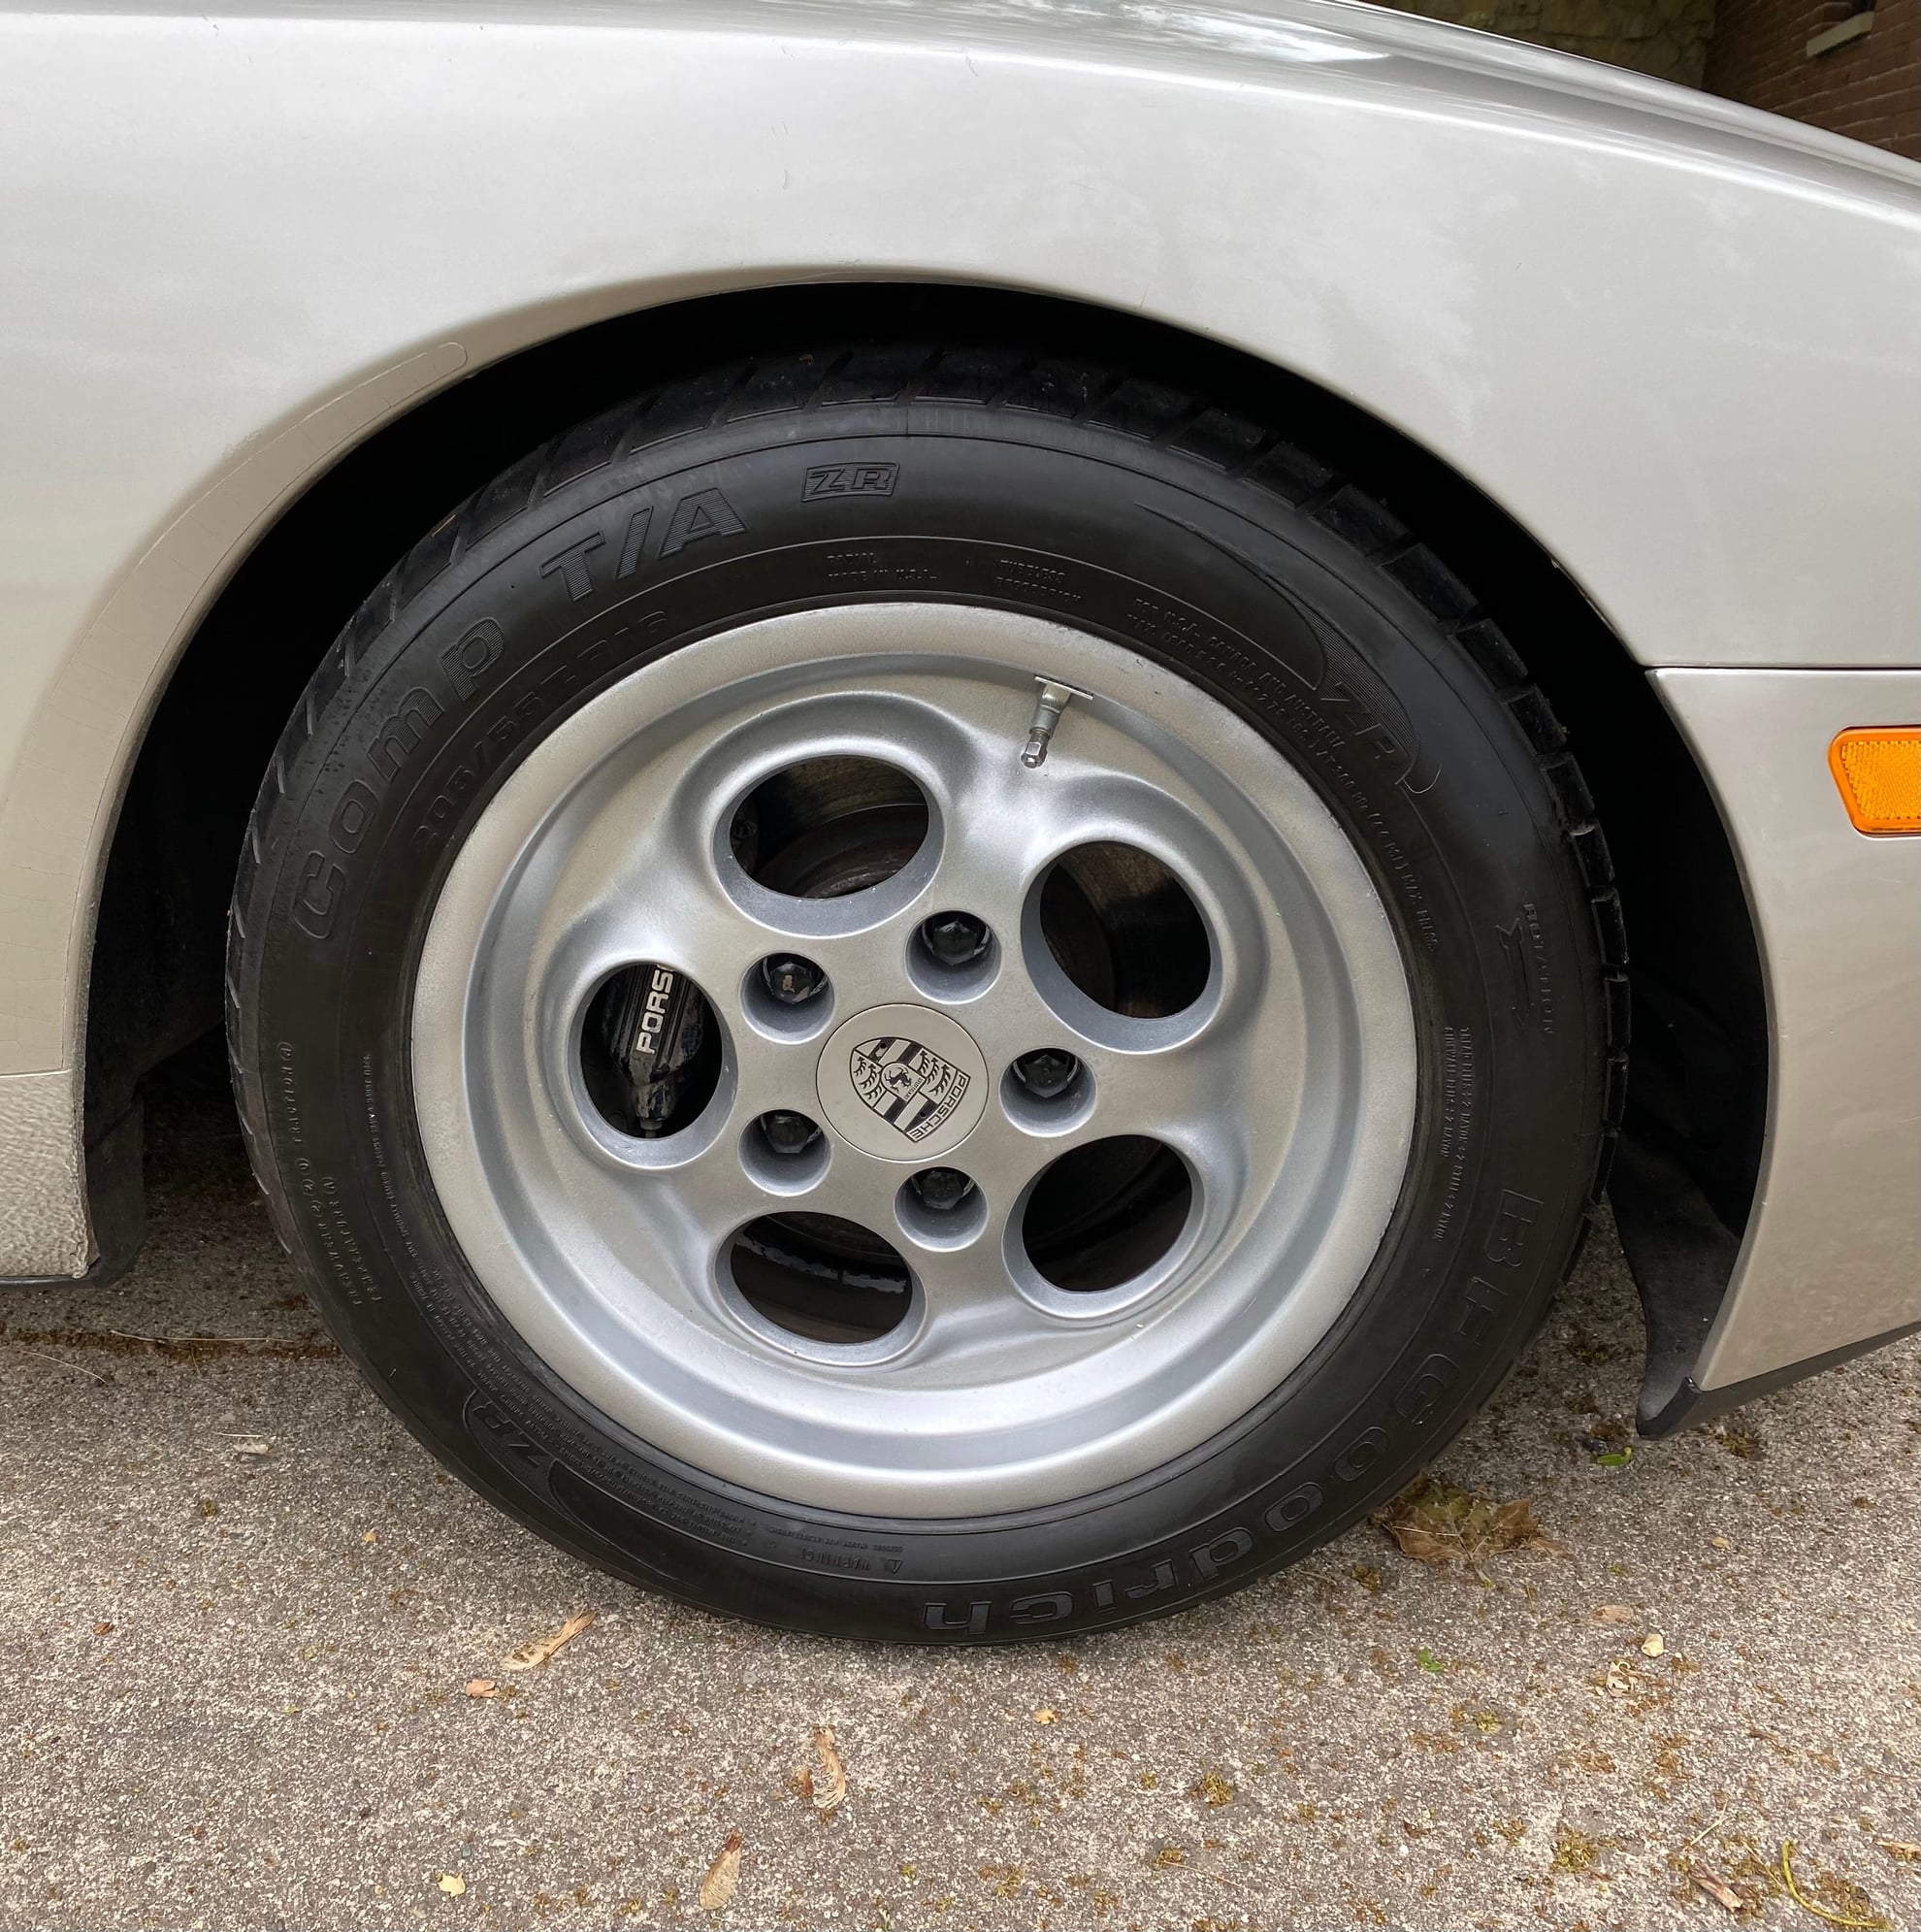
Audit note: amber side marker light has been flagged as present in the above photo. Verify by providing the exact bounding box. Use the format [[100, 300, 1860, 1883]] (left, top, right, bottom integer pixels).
[[1828, 727, 1921, 835]]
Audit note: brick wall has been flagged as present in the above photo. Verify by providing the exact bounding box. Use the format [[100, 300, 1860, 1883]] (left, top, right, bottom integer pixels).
[[1391, 0, 1717, 85], [1704, 0, 1920, 157], [1384, 0, 1918, 155]]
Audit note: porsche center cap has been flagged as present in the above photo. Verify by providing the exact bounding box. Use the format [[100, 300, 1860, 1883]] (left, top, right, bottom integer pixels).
[[816, 1004, 990, 1162]]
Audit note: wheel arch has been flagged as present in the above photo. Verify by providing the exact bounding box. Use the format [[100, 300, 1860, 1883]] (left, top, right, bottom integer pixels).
[[73, 281, 1768, 1420]]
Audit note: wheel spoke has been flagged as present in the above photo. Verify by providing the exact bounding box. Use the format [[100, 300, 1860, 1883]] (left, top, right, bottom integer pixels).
[[901, 1243, 1065, 1375], [530, 806, 766, 1019], [624, 1143, 768, 1298], [928, 750, 1181, 940], [1078, 1026, 1275, 1183]]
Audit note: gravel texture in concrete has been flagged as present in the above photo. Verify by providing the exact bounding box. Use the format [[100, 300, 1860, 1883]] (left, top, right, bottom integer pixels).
[[2, 1046, 1916, 1931]]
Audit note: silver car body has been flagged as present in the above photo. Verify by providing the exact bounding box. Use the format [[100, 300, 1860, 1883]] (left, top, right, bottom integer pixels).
[[1, 0, 1917, 1408]]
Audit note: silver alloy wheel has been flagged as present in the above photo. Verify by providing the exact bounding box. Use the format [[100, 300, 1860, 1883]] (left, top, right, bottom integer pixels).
[[411, 603, 1416, 1517]]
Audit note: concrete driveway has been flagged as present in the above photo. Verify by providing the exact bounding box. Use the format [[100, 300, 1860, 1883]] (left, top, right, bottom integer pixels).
[[3, 1042, 1916, 1931]]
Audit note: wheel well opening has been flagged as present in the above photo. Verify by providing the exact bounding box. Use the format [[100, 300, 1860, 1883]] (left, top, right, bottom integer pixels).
[[84, 281, 1767, 1331]]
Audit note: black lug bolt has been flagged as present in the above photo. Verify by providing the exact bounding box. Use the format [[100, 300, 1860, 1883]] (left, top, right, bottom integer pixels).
[[921, 910, 992, 967], [761, 1110, 821, 1157], [1012, 1048, 1079, 1100], [912, 1167, 976, 1212], [760, 954, 826, 1005]]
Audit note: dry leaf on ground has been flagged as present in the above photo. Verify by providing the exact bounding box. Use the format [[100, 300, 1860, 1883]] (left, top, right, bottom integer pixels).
[[437, 1873, 467, 1896], [1371, 1476, 1567, 1566], [1590, 1604, 1636, 1623], [502, 1610, 597, 1672], [1691, 1865, 1745, 1912], [464, 1678, 499, 1699], [806, 1725, 848, 1814], [1642, 1632, 1666, 1656], [699, 1832, 742, 1911]]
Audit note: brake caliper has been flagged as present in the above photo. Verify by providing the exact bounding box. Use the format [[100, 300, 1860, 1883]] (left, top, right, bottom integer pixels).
[[598, 963, 712, 1135]]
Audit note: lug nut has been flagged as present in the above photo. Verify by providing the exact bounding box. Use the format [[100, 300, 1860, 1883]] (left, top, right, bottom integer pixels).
[[760, 954, 826, 1005], [760, 1110, 821, 1157], [912, 1167, 976, 1212], [921, 910, 991, 967], [1012, 1048, 1079, 1100]]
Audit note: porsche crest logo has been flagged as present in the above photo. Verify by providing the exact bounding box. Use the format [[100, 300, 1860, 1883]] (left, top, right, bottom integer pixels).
[[849, 1035, 971, 1143]]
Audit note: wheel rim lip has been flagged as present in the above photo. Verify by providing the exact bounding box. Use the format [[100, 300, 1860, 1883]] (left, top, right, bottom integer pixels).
[[410, 603, 1417, 1518]]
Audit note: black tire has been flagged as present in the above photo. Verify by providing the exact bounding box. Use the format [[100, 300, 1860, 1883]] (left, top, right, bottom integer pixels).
[[228, 344, 1625, 1643]]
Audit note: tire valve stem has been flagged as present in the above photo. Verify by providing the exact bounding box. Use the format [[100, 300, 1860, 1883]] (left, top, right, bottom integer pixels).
[[1021, 678, 1086, 770]]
